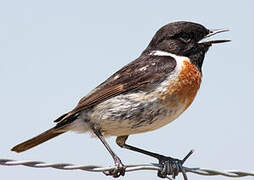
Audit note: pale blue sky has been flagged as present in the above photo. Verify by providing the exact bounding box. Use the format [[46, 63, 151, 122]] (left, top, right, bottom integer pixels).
[[1, 1, 253, 180]]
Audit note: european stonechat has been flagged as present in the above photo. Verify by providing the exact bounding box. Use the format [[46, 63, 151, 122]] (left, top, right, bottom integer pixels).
[[11, 21, 229, 178]]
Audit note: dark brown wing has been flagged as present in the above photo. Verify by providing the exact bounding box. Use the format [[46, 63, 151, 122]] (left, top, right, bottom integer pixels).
[[55, 54, 176, 126]]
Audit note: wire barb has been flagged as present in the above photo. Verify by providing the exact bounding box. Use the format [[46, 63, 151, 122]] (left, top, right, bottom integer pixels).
[[157, 150, 194, 179], [1, 158, 254, 179]]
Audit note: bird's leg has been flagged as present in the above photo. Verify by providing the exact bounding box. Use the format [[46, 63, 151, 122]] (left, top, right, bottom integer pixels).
[[116, 136, 192, 179], [91, 126, 125, 178], [116, 136, 171, 159]]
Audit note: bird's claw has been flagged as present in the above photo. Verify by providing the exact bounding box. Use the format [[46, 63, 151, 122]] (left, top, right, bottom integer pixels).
[[157, 150, 194, 180], [157, 156, 182, 178], [103, 158, 126, 178]]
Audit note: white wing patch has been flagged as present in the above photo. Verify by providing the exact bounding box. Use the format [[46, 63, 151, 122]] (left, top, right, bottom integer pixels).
[[113, 74, 120, 80], [139, 65, 149, 71]]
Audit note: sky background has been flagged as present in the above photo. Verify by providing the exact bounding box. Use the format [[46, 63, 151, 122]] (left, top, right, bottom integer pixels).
[[1, 1, 253, 180]]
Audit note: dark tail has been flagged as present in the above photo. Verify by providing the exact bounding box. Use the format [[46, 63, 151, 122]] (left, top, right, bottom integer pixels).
[[11, 128, 65, 153]]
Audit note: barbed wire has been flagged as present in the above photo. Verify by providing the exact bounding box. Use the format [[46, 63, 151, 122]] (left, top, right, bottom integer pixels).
[[1, 158, 254, 179]]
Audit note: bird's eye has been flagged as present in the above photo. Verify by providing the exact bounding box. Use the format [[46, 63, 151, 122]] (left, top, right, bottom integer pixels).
[[179, 32, 192, 43]]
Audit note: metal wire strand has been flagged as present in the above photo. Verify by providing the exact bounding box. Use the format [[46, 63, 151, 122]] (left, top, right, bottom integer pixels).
[[1, 158, 254, 179]]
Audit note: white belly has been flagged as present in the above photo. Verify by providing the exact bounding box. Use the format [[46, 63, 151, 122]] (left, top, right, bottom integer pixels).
[[88, 88, 188, 137]]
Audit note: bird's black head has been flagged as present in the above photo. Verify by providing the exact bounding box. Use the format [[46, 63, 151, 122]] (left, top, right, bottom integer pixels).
[[144, 21, 230, 71]]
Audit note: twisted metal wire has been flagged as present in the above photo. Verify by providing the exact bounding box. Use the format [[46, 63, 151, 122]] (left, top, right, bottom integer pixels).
[[1, 158, 254, 179]]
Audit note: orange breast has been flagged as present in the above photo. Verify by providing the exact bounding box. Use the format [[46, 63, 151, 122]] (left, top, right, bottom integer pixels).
[[161, 60, 202, 110]]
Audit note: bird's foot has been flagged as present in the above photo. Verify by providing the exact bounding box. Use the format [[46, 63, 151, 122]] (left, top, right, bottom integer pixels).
[[103, 157, 126, 178], [157, 150, 194, 180]]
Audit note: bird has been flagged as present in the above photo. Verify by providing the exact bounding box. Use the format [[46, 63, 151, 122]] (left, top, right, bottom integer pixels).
[[11, 21, 229, 178]]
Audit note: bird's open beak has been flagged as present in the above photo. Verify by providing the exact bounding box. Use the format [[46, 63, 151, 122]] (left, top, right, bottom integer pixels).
[[200, 29, 230, 45]]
